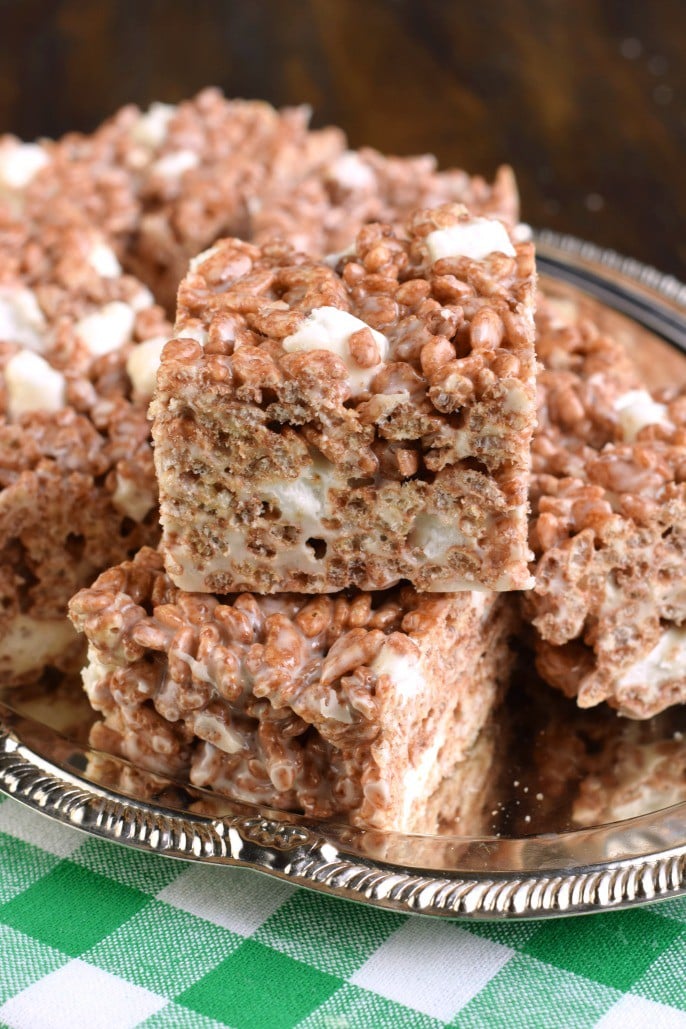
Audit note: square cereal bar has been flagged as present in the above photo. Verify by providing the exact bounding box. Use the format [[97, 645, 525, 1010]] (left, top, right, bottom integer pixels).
[[525, 293, 686, 717], [0, 219, 170, 684], [69, 546, 516, 832], [152, 204, 537, 594]]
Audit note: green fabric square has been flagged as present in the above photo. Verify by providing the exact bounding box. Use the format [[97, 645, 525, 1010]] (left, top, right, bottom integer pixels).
[[296, 983, 443, 1028], [178, 938, 342, 1029], [0, 924, 69, 1005], [632, 932, 686, 1011], [84, 898, 241, 997], [523, 908, 684, 991], [140, 1001, 226, 1028], [0, 832, 62, 905], [71, 837, 182, 895], [451, 952, 621, 1028], [255, 890, 402, 978], [0, 860, 150, 955]]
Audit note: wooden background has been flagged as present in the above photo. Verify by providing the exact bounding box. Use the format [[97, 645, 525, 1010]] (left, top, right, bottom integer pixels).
[[1, 0, 685, 277]]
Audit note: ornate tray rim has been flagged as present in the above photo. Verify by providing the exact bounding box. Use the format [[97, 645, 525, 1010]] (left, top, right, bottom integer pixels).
[[2, 231, 686, 920]]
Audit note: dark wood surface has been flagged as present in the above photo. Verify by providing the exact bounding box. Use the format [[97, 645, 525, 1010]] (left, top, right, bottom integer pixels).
[[1, 0, 685, 277]]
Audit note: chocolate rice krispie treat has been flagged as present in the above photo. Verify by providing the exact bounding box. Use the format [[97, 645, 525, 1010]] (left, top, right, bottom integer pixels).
[[525, 295, 686, 718], [69, 546, 516, 832], [151, 204, 537, 595], [0, 219, 172, 685]]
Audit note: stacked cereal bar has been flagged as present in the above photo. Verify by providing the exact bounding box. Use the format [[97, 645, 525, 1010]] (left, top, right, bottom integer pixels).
[[525, 294, 686, 717], [69, 547, 515, 832], [151, 203, 537, 595], [67, 201, 534, 827], [0, 216, 171, 684]]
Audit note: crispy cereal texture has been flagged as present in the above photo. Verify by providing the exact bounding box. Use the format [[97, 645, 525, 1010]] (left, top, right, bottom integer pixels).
[[70, 546, 515, 831], [525, 293, 686, 718], [152, 204, 537, 594], [0, 219, 170, 684]]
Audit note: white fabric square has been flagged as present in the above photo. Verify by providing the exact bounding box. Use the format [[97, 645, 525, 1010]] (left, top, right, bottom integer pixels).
[[0, 959, 166, 1029], [351, 920, 513, 1022], [0, 800, 82, 858], [597, 994, 686, 1028], [157, 864, 294, 937]]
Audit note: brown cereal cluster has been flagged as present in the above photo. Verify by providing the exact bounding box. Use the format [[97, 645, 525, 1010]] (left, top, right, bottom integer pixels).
[[0, 408, 159, 684], [152, 203, 537, 595], [525, 294, 686, 717], [0, 217, 170, 684], [70, 546, 513, 829]]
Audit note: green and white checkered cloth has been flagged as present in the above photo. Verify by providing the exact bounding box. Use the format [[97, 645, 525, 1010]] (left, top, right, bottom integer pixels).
[[1, 794, 686, 1028]]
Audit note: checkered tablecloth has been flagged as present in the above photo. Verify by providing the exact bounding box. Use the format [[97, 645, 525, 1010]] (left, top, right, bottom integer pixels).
[[1, 794, 685, 1028]]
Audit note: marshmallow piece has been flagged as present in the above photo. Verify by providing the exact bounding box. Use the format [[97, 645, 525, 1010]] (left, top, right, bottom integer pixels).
[[615, 389, 672, 442], [87, 242, 122, 278], [76, 301, 136, 356], [130, 285, 155, 313], [112, 471, 155, 522], [371, 645, 423, 701], [282, 306, 388, 394], [151, 149, 199, 178], [126, 336, 168, 400], [0, 287, 47, 351], [0, 141, 49, 191], [131, 102, 175, 149], [5, 350, 66, 419], [618, 627, 686, 691], [327, 151, 376, 191], [426, 217, 516, 263]]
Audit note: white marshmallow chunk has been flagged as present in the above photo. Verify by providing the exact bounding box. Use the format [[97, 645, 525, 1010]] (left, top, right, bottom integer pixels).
[[87, 242, 122, 278], [0, 141, 49, 191], [617, 628, 686, 691], [151, 149, 199, 178], [5, 350, 66, 419], [282, 306, 388, 394], [614, 389, 672, 442], [327, 151, 376, 191], [370, 645, 424, 701], [0, 288, 47, 351], [76, 301, 136, 356], [112, 472, 155, 522], [130, 102, 175, 149], [126, 335, 168, 400], [426, 217, 516, 263]]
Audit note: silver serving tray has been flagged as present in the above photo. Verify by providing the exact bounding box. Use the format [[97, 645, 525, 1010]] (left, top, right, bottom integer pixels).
[[2, 232, 686, 920]]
